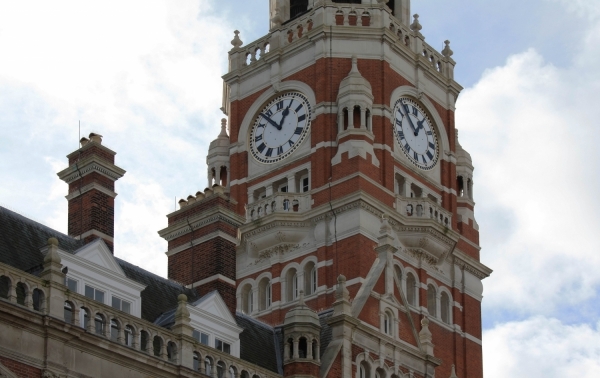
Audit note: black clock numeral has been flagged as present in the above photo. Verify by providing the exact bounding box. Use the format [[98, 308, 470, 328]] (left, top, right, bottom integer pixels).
[[414, 151, 418, 160], [405, 144, 411, 153], [297, 114, 306, 123], [294, 127, 303, 135], [276, 101, 284, 110], [258, 123, 265, 129], [288, 140, 294, 147], [277, 146, 284, 155], [421, 155, 428, 164], [426, 150, 434, 160], [412, 106, 418, 116], [266, 148, 273, 157], [426, 131, 433, 135], [255, 134, 263, 142], [429, 142, 435, 150], [265, 109, 273, 117], [396, 119, 402, 127], [257, 143, 266, 153], [295, 103, 303, 113], [398, 131, 405, 140]]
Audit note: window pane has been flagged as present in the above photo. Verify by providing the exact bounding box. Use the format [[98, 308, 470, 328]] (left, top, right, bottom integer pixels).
[[122, 300, 131, 314], [112, 297, 121, 309], [192, 330, 200, 342], [67, 278, 77, 292], [84, 285, 94, 299], [201, 333, 209, 345], [215, 339, 223, 350], [223, 342, 231, 354], [95, 289, 104, 303]]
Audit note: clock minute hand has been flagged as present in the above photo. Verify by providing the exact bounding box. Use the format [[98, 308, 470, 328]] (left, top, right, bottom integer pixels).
[[260, 113, 281, 130], [402, 104, 418, 135]]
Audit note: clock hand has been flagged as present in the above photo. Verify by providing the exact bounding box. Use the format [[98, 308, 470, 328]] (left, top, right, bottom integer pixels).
[[402, 104, 418, 136], [278, 101, 293, 128], [415, 118, 425, 134], [260, 113, 281, 130]]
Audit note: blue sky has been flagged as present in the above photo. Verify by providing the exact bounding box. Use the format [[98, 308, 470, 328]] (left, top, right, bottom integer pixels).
[[1, 1, 599, 376]]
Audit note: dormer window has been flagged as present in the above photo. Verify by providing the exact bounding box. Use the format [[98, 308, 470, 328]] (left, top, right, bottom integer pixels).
[[85, 284, 105, 303], [193, 330, 209, 345], [111, 296, 131, 314], [215, 338, 231, 354], [65, 277, 78, 292]]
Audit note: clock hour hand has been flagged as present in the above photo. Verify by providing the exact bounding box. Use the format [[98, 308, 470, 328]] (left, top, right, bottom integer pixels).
[[402, 104, 418, 136], [415, 118, 425, 134], [260, 113, 281, 130], [278, 101, 293, 128]]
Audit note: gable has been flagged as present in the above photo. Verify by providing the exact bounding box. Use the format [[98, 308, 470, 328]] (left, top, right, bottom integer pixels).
[[192, 291, 237, 324], [73, 239, 125, 276]]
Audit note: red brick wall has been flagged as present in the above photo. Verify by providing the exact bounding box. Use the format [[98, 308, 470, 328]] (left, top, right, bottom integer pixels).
[[283, 361, 320, 377], [0, 356, 41, 378]]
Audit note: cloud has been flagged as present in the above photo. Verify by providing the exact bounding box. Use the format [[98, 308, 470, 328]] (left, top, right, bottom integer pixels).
[[455, 5, 600, 318], [0, 0, 238, 275], [483, 317, 600, 377]]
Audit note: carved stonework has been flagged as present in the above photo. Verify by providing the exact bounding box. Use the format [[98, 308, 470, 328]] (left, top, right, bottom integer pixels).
[[406, 248, 441, 271]]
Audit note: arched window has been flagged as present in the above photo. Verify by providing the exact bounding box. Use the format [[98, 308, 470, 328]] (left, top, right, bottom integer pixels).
[[299, 337, 308, 358], [427, 284, 437, 317], [359, 361, 370, 378], [286, 268, 299, 302], [217, 361, 226, 378], [205, 357, 213, 376], [153, 336, 163, 357], [441, 291, 451, 324], [247, 290, 254, 314], [140, 330, 149, 352], [292, 273, 298, 299], [193, 352, 200, 371], [167, 341, 178, 363], [124, 325, 134, 346], [94, 313, 105, 335], [383, 311, 392, 336], [64, 301, 73, 324], [258, 277, 271, 311], [290, 0, 308, 19], [304, 261, 317, 295], [110, 319, 119, 341], [406, 273, 417, 306], [241, 283, 253, 314], [229, 366, 237, 378]]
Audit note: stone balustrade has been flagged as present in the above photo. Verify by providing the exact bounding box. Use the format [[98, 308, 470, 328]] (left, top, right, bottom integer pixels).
[[246, 193, 311, 221], [0, 257, 281, 378], [397, 196, 452, 228], [228, 4, 456, 81]]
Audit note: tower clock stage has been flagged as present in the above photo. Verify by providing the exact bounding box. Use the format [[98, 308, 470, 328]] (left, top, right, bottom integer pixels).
[[179, 1, 491, 377]]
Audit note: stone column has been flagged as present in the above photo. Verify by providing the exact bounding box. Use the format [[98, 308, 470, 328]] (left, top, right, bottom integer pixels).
[[360, 107, 366, 129], [287, 174, 296, 193]]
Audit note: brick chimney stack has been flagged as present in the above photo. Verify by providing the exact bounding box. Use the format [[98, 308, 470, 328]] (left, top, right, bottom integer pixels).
[[57, 133, 126, 252]]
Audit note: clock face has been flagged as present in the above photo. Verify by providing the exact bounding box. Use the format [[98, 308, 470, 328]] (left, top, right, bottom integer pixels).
[[250, 91, 312, 164], [393, 97, 439, 170]]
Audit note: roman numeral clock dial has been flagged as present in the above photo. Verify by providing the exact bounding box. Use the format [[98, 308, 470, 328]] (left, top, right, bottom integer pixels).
[[393, 97, 439, 170], [250, 91, 312, 164]]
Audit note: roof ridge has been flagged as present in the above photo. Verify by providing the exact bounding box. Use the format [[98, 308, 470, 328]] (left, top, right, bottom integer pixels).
[[236, 312, 276, 331]]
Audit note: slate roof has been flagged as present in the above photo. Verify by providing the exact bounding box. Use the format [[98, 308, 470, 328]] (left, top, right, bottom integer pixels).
[[236, 312, 282, 374], [318, 309, 334, 358], [0, 206, 84, 272], [117, 257, 198, 323], [0, 206, 196, 323]]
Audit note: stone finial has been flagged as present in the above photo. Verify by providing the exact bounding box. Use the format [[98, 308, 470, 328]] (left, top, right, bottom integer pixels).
[[442, 40, 454, 58], [335, 275, 349, 301], [231, 30, 243, 49], [298, 290, 305, 306], [449, 365, 458, 378], [88, 133, 103, 144], [377, 214, 396, 248], [220, 118, 228, 137], [212, 184, 225, 195], [44, 238, 61, 265], [419, 316, 434, 355], [187, 195, 196, 204], [195, 191, 205, 200], [350, 56, 359, 74], [178, 199, 188, 209], [175, 294, 190, 320], [80, 137, 89, 147], [410, 14, 422, 32], [204, 187, 214, 197]]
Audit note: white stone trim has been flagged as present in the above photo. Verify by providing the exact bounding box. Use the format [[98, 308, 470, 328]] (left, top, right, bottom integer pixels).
[[78, 229, 114, 242], [165, 231, 239, 257], [464, 332, 482, 345], [65, 182, 117, 200], [188, 274, 236, 288]]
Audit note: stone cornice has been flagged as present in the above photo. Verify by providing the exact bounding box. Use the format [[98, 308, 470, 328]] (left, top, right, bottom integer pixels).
[[57, 155, 126, 184], [158, 211, 242, 242], [65, 182, 118, 200], [452, 249, 492, 280]]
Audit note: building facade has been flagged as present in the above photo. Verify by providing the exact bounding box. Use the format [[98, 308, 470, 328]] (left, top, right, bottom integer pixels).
[[0, 1, 490, 378]]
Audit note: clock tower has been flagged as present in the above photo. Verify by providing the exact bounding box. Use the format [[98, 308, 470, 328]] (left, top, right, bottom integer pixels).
[[163, 1, 491, 377]]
